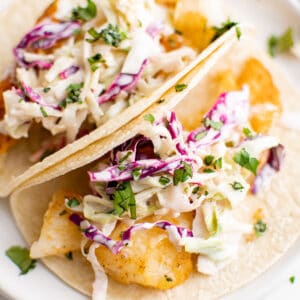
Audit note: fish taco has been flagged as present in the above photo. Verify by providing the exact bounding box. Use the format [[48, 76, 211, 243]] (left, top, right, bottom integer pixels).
[[0, 0, 238, 196], [10, 33, 300, 299]]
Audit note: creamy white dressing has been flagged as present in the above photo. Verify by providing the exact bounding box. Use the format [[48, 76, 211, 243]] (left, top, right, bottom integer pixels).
[[1, 0, 196, 142]]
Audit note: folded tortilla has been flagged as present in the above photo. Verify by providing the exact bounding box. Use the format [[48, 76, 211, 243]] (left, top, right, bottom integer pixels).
[[10, 35, 300, 299], [0, 0, 238, 197]]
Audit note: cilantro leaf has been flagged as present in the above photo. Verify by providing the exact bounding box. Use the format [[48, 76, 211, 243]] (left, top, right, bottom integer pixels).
[[159, 176, 171, 186], [213, 157, 222, 169], [243, 127, 254, 138], [40, 106, 48, 117], [59, 82, 83, 108], [87, 53, 105, 72], [290, 276, 295, 284], [71, 0, 97, 22], [173, 162, 193, 185], [212, 19, 238, 41], [175, 83, 188, 92], [268, 27, 294, 57], [233, 148, 259, 175], [203, 155, 215, 166], [87, 24, 127, 47], [43, 87, 51, 93], [112, 182, 136, 219], [254, 219, 267, 237], [230, 181, 244, 191], [6, 246, 36, 275], [132, 168, 142, 181], [143, 114, 155, 124], [67, 198, 80, 208]]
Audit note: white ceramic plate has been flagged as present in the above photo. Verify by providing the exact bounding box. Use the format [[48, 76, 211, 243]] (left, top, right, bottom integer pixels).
[[0, 0, 300, 299]]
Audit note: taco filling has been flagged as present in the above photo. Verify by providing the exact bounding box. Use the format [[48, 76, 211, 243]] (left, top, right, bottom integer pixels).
[[0, 0, 231, 162], [30, 70, 284, 298]]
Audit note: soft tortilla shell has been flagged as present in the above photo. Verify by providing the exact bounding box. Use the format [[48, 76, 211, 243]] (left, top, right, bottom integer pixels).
[[10, 37, 300, 299], [0, 0, 239, 196]]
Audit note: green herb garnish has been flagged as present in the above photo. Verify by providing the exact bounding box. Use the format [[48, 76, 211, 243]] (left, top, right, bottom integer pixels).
[[65, 251, 73, 260], [173, 162, 193, 185], [235, 26, 242, 40], [175, 83, 188, 92], [144, 114, 155, 124], [243, 127, 254, 138], [233, 148, 259, 175], [6, 246, 36, 275], [192, 186, 200, 194], [212, 19, 238, 41], [40, 106, 48, 117], [203, 155, 215, 166], [203, 168, 215, 173], [71, 0, 97, 22], [43, 87, 51, 93], [290, 276, 296, 284], [159, 176, 171, 186], [59, 82, 83, 108], [88, 53, 105, 72], [87, 24, 127, 47], [204, 117, 223, 131], [112, 181, 136, 219], [132, 168, 142, 181], [254, 219, 267, 237], [67, 197, 80, 208], [213, 157, 222, 169], [230, 181, 244, 191], [268, 27, 294, 57]]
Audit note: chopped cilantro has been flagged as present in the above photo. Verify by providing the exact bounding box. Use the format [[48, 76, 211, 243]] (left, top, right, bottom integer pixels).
[[235, 26, 242, 40], [144, 114, 155, 124], [118, 165, 126, 171], [87, 53, 105, 72], [233, 148, 259, 175], [159, 176, 171, 186], [87, 24, 127, 47], [40, 106, 48, 117], [175, 83, 188, 92], [43, 87, 51, 93], [290, 276, 295, 284], [6, 246, 36, 275], [71, 0, 97, 22], [243, 127, 254, 138], [132, 168, 142, 181], [213, 157, 222, 169], [212, 19, 238, 41], [112, 181, 136, 219], [203, 155, 215, 166], [203, 168, 215, 173], [173, 162, 193, 185], [204, 117, 223, 131], [67, 197, 80, 208], [254, 219, 267, 237], [192, 186, 200, 194], [230, 181, 244, 191], [65, 251, 73, 260], [59, 82, 83, 108], [268, 27, 294, 57]]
